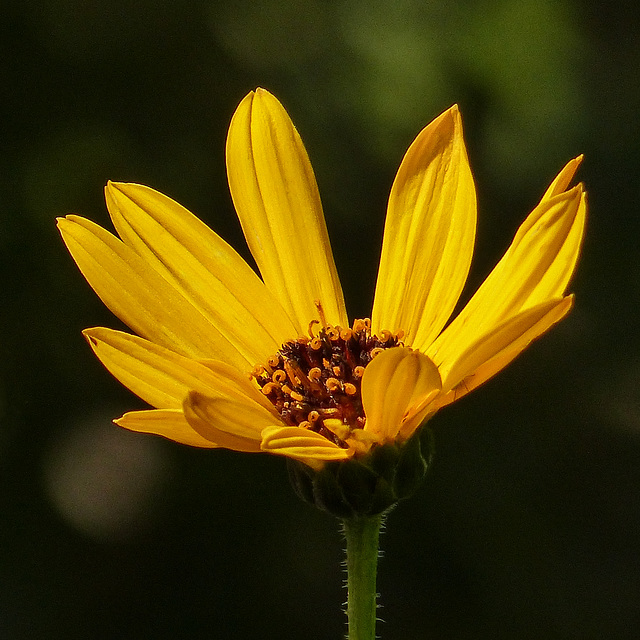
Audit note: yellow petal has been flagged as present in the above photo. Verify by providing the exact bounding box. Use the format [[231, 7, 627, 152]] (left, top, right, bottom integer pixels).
[[260, 425, 351, 467], [115, 409, 220, 448], [429, 183, 585, 367], [226, 88, 348, 333], [542, 155, 583, 200], [437, 296, 573, 397], [105, 182, 296, 363], [361, 347, 441, 443], [182, 391, 271, 453], [83, 327, 270, 411], [372, 105, 476, 349], [58, 215, 249, 369]]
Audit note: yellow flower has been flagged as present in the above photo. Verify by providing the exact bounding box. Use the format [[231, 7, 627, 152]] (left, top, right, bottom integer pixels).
[[58, 89, 586, 471]]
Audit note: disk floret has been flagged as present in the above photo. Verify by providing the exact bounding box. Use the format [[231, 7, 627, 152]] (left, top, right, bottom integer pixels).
[[252, 317, 405, 448]]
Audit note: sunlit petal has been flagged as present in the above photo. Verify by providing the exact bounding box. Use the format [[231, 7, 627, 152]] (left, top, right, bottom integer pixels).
[[105, 181, 297, 363], [226, 88, 348, 333], [58, 215, 249, 369], [83, 327, 269, 411], [542, 155, 583, 200], [372, 105, 476, 350], [429, 183, 585, 368]]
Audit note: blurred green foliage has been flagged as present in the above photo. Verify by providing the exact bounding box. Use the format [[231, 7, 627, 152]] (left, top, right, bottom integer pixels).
[[2, 0, 640, 638]]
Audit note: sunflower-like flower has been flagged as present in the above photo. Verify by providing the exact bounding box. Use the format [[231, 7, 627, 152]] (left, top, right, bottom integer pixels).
[[58, 89, 586, 472]]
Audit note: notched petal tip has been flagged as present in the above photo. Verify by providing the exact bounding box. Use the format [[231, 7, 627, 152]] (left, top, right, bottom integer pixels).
[[82, 327, 114, 350], [428, 104, 462, 138], [104, 180, 149, 203], [104, 180, 136, 204], [56, 214, 82, 234], [114, 409, 221, 448], [234, 87, 276, 121], [83, 332, 98, 348], [543, 155, 585, 200], [448, 103, 461, 123], [252, 87, 279, 109]]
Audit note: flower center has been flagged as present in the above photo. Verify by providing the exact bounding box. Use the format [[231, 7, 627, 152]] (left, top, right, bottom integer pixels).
[[251, 310, 404, 449]]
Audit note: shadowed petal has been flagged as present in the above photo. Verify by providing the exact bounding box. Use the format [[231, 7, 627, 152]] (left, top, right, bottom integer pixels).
[[183, 392, 273, 452], [372, 105, 476, 349], [226, 88, 348, 333], [436, 296, 573, 399], [105, 181, 297, 363], [115, 409, 220, 448], [260, 425, 351, 467], [361, 347, 441, 443]]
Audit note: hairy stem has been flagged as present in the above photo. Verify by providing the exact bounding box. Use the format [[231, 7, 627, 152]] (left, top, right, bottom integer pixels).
[[343, 515, 383, 640]]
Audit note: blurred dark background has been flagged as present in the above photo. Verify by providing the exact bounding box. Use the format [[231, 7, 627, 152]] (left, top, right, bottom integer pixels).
[[1, 0, 639, 638]]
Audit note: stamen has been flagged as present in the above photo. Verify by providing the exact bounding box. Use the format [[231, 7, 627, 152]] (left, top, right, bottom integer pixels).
[[326, 326, 340, 341], [340, 328, 353, 341], [326, 378, 341, 392], [252, 364, 267, 377], [267, 354, 280, 368], [308, 319, 320, 338], [294, 361, 324, 395], [281, 384, 305, 402], [314, 299, 328, 328], [283, 360, 300, 386], [252, 317, 406, 450], [262, 382, 280, 395]]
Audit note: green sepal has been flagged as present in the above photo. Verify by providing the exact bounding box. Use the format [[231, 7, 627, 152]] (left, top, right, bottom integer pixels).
[[287, 427, 435, 518]]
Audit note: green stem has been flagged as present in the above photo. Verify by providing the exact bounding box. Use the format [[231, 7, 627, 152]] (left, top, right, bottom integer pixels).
[[343, 515, 383, 640]]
